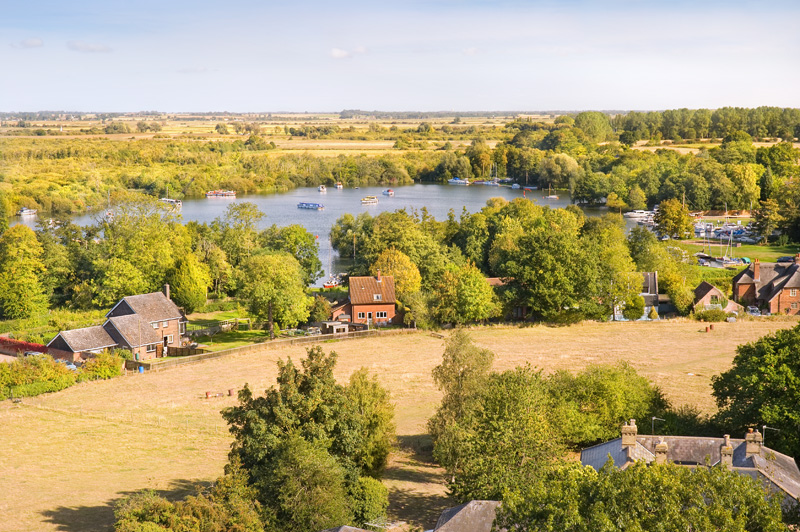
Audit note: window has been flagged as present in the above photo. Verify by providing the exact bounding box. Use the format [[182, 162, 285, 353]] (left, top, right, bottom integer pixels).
[[151, 322, 158, 329], [791, 289, 798, 297], [161, 321, 168, 328], [179, 322, 186, 335], [376, 311, 388, 319], [792, 302, 799, 309], [358, 312, 365, 319], [146, 344, 157, 352], [165, 335, 173, 344], [373, 294, 382, 301]]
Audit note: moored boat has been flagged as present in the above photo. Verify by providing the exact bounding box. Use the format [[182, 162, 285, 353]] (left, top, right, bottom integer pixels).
[[159, 198, 182, 210], [335, 182, 343, 189], [382, 189, 394, 196], [298, 202, 324, 210], [322, 277, 340, 289], [206, 190, 236, 198], [447, 178, 470, 185], [511, 183, 520, 189], [16, 207, 37, 216], [319, 185, 327, 192], [361, 195, 379, 205]]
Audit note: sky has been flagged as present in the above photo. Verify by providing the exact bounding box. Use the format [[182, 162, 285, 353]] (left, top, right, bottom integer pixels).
[[2, 0, 799, 112]]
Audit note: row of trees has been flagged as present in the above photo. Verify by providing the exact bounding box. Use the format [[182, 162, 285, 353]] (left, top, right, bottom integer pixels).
[[116, 347, 396, 532]]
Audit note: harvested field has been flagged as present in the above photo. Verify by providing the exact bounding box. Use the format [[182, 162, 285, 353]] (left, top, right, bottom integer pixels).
[[1, 319, 797, 531]]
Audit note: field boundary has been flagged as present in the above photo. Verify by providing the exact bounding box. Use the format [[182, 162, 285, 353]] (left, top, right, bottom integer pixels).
[[125, 328, 418, 373]]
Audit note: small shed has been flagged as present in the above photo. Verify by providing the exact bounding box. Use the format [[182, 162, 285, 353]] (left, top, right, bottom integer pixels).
[[319, 321, 349, 334]]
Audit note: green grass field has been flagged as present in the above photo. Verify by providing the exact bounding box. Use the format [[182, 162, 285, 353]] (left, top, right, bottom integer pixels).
[[2, 319, 798, 531]]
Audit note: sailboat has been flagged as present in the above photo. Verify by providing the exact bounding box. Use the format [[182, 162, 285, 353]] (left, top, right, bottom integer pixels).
[[322, 247, 340, 288], [544, 184, 559, 200]]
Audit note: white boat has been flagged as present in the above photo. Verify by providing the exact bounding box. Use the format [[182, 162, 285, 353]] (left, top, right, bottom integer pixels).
[[447, 178, 470, 186], [511, 183, 520, 190], [159, 198, 182, 210], [335, 182, 343, 189], [318, 185, 327, 192], [361, 195, 379, 205], [16, 207, 37, 216], [382, 189, 394, 196], [206, 190, 236, 198], [624, 210, 651, 219], [298, 202, 324, 210], [543, 185, 558, 200]]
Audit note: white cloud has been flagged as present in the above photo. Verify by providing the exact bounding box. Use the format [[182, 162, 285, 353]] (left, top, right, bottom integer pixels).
[[67, 40, 112, 53], [13, 38, 43, 49], [330, 48, 350, 59]]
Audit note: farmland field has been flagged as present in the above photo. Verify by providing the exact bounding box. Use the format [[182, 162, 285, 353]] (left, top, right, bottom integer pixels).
[[1, 319, 798, 531]]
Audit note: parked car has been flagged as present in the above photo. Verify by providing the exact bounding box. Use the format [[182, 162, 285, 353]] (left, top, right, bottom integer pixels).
[[746, 306, 761, 316], [777, 256, 794, 263], [23, 351, 44, 357]]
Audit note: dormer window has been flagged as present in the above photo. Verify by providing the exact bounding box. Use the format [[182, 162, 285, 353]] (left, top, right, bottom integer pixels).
[[374, 294, 382, 301]]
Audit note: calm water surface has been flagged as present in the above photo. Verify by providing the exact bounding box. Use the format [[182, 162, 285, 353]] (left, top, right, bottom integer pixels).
[[12, 184, 627, 286]]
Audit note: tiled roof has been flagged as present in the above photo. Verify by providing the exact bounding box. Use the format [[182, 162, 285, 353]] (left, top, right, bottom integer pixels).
[[349, 275, 396, 305], [435, 500, 502, 532], [104, 315, 162, 348], [49, 325, 117, 352], [694, 281, 719, 302], [641, 272, 658, 295], [733, 262, 799, 302], [108, 292, 183, 322]]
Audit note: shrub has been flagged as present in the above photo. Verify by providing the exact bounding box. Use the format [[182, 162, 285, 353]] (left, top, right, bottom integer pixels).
[[0, 354, 77, 399], [695, 309, 728, 322], [351, 476, 389, 527], [648, 306, 659, 320], [79, 350, 124, 381]]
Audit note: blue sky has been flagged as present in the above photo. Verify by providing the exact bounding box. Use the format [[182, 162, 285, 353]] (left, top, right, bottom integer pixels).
[[2, 0, 799, 112]]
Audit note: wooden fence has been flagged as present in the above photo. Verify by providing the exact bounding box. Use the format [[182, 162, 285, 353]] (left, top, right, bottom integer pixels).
[[125, 327, 418, 373]]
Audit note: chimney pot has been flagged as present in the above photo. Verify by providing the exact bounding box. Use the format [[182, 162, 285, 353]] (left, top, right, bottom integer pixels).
[[655, 439, 668, 464], [377, 269, 381, 282], [720, 434, 734, 469], [745, 429, 763, 457], [164, 283, 171, 300], [621, 419, 638, 448]]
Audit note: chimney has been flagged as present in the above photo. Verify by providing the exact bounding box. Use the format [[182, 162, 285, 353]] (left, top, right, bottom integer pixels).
[[376, 269, 382, 283], [164, 283, 171, 300], [753, 259, 760, 282], [621, 419, 638, 448], [654, 439, 668, 464], [720, 434, 734, 469], [745, 428, 763, 457], [794, 253, 800, 265]]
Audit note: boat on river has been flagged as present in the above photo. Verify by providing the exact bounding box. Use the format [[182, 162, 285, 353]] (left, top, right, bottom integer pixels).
[[335, 182, 343, 189], [361, 195, 379, 205], [16, 207, 37, 216], [298, 202, 324, 210], [159, 198, 182, 210], [319, 185, 327, 192], [382, 189, 394, 196], [206, 190, 236, 198], [448, 178, 470, 185]]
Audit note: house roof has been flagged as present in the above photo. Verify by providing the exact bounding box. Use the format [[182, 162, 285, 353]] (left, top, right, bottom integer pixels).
[[349, 275, 396, 305], [107, 292, 183, 323], [104, 315, 162, 348], [434, 500, 502, 532], [47, 325, 117, 353], [694, 281, 720, 302], [581, 435, 800, 500], [641, 272, 658, 296], [320, 527, 371, 532], [486, 277, 506, 287]]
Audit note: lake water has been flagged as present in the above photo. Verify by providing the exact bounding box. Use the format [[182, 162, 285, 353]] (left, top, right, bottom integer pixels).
[[11, 184, 627, 286]]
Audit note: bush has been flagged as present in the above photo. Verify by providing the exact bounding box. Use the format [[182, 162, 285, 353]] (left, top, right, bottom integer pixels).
[[695, 309, 728, 322], [351, 476, 389, 527], [648, 306, 659, 320], [79, 350, 124, 381], [0, 354, 77, 400]]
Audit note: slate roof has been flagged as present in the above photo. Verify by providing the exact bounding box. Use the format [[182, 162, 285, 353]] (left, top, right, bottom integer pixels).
[[581, 434, 800, 500], [349, 275, 396, 305], [47, 325, 117, 352], [732, 261, 800, 302], [107, 292, 183, 323], [104, 315, 162, 348], [434, 500, 502, 532], [641, 272, 658, 295]]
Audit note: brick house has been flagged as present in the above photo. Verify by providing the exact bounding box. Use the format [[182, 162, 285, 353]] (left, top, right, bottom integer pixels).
[[331, 272, 398, 326], [48, 286, 187, 361], [731, 255, 800, 315], [693, 281, 743, 313]]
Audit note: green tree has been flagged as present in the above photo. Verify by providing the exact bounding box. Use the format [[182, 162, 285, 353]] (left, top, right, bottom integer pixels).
[[429, 329, 495, 475], [574, 111, 613, 143], [369, 247, 422, 300], [712, 324, 800, 457], [260, 224, 323, 285], [308, 295, 332, 323], [627, 185, 647, 210], [167, 252, 211, 313], [538, 153, 581, 190], [239, 253, 310, 338], [432, 263, 499, 325], [497, 461, 789, 532], [215, 203, 265, 267], [346, 368, 396, 477], [653, 198, 692, 238], [622, 294, 645, 321], [0, 225, 48, 319], [215, 123, 230, 135], [91, 258, 149, 308], [0, 193, 9, 235]]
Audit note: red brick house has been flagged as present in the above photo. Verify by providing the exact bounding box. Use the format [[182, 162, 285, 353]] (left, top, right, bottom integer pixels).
[[331, 272, 398, 326], [732, 256, 800, 315], [48, 286, 187, 361], [693, 281, 743, 313]]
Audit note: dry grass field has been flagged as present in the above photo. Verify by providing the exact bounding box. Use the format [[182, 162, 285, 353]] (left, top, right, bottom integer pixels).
[[2, 319, 797, 531]]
